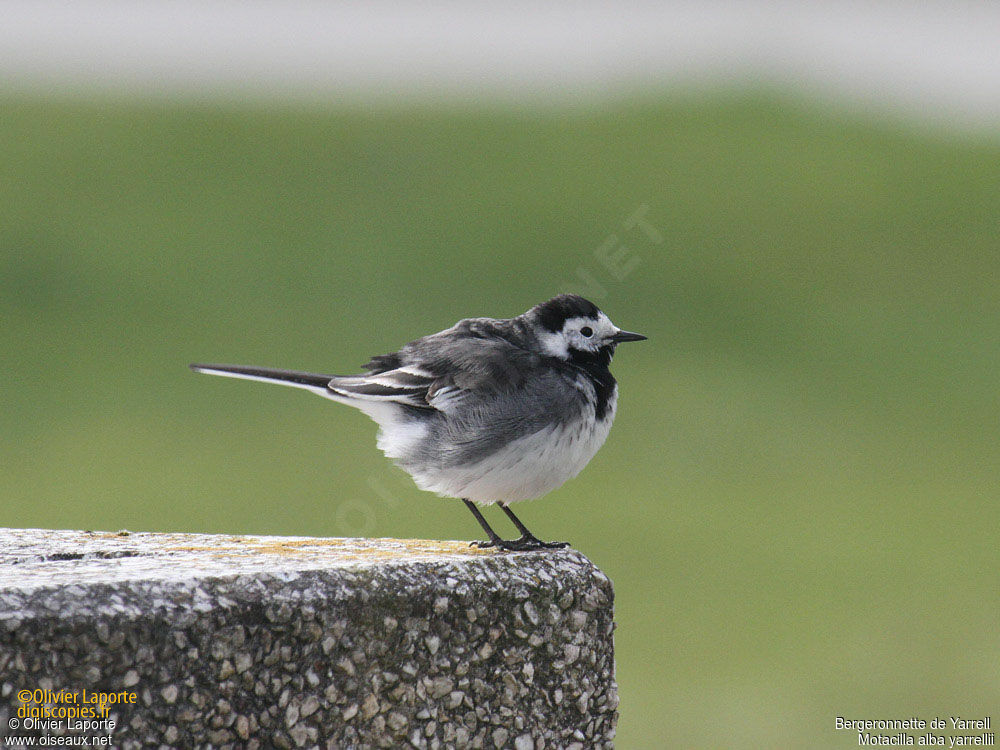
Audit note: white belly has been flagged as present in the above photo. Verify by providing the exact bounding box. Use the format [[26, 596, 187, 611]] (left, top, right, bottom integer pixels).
[[412, 390, 617, 504]]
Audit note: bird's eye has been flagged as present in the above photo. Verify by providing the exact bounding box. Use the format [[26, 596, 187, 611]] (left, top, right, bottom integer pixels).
[[580, 326, 593, 337]]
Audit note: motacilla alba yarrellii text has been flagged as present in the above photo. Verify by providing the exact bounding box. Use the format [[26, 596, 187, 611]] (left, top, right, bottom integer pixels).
[[191, 294, 645, 551]]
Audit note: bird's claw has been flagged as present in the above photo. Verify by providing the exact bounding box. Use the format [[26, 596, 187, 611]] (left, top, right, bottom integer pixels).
[[471, 536, 569, 552], [535, 540, 570, 549]]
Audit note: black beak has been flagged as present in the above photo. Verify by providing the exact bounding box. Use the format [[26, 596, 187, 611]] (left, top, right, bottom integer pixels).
[[611, 330, 647, 343]]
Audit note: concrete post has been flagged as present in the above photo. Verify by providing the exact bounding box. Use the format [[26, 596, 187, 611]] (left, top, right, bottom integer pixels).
[[0, 529, 617, 749]]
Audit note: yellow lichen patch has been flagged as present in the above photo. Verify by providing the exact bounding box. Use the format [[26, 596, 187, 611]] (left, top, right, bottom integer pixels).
[[154, 536, 497, 562], [88, 531, 133, 540], [58, 530, 500, 564]]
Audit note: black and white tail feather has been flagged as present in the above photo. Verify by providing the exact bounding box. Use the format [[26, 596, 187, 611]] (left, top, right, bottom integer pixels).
[[191, 294, 645, 551], [189, 364, 437, 411]]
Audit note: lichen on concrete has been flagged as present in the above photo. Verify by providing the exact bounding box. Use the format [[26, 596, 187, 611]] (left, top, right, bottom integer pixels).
[[0, 528, 617, 748]]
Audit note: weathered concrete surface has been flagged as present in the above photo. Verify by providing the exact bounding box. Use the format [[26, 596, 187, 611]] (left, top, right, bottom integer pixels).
[[0, 529, 617, 748]]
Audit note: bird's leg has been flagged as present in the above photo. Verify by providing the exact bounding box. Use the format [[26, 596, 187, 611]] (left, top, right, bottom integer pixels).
[[463, 500, 569, 552], [463, 499, 506, 549], [499, 504, 569, 550], [497, 503, 538, 539]]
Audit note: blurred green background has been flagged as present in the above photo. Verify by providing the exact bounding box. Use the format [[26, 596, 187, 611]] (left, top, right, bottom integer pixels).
[[2, 91, 998, 747]]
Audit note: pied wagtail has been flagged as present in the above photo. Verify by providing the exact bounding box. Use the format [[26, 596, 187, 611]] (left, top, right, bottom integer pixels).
[[191, 294, 645, 551]]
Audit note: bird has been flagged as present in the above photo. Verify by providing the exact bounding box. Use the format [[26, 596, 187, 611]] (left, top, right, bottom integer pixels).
[[190, 294, 645, 551]]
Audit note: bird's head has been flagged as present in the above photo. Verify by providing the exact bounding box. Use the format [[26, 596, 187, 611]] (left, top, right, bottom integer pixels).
[[525, 294, 646, 365]]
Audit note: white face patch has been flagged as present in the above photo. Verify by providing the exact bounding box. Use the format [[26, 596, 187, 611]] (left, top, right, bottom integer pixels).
[[536, 329, 570, 358], [537, 312, 618, 359]]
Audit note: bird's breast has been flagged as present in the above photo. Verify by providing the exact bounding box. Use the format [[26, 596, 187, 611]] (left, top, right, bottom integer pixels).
[[407, 384, 617, 504]]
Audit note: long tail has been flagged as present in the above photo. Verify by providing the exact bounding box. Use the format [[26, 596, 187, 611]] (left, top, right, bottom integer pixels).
[[189, 363, 335, 395]]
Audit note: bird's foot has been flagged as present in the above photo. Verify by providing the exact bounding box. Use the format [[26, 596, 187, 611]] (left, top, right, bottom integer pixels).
[[471, 536, 569, 552]]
